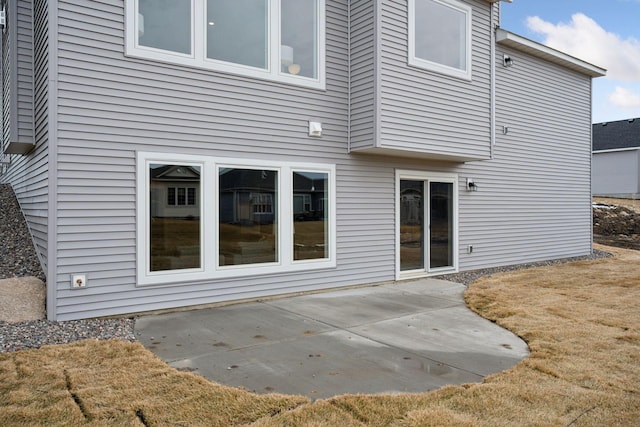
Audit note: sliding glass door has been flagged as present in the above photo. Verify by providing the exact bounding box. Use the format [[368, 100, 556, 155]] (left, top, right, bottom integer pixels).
[[398, 172, 457, 277]]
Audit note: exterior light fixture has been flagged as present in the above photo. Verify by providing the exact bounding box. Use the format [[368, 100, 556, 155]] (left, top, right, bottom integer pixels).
[[503, 54, 514, 67]]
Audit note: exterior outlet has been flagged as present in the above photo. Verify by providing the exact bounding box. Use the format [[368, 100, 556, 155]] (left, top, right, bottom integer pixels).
[[72, 274, 86, 288]]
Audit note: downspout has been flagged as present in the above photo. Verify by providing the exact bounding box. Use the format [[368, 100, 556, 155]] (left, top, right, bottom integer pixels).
[[46, 0, 59, 320], [589, 79, 594, 251], [347, 0, 351, 153], [489, 2, 496, 159]]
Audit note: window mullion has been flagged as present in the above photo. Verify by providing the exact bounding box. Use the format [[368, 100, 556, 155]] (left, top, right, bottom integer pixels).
[[205, 159, 217, 273], [271, 0, 280, 77], [193, 0, 205, 61], [280, 165, 293, 266]]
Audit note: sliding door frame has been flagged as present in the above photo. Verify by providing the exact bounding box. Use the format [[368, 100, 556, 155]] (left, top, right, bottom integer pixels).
[[395, 170, 459, 280]]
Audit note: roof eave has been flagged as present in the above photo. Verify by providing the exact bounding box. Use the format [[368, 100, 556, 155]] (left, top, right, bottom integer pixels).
[[496, 28, 607, 77]]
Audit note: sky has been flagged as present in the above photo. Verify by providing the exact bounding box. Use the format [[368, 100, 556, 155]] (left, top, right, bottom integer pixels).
[[500, 0, 640, 124]]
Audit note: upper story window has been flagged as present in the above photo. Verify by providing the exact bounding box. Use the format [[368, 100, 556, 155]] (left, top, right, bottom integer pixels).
[[408, 0, 472, 80], [126, 0, 326, 89]]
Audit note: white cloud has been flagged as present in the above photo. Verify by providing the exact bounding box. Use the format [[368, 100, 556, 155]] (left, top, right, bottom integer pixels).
[[526, 14, 640, 82], [608, 86, 640, 108]]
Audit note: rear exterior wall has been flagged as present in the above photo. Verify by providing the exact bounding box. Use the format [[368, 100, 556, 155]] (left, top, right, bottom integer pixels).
[[455, 43, 594, 270], [49, 0, 593, 320]]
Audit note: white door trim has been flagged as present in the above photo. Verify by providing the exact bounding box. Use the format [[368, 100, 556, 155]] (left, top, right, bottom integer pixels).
[[395, 169, 459, 280]]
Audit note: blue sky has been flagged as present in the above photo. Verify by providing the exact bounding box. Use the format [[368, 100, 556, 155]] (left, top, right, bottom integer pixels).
[[500, 0, 640, 123]]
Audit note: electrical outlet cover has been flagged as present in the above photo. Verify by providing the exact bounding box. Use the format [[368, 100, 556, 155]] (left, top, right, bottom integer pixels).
[[72, 274, 86, 288]]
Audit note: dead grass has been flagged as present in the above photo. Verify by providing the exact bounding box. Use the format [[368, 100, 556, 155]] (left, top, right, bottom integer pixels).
[[2, 245, 639, 426], [0, 340, 308, 426]]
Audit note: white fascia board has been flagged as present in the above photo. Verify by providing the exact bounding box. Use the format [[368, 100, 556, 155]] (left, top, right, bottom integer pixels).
[[496, 28, 607, 77], [593, 147, 640, 154]]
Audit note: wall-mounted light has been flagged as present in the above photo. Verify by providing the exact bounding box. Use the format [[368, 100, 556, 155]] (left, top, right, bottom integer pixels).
[[467, 178, 478, 192], [503, 54, 514, 68]]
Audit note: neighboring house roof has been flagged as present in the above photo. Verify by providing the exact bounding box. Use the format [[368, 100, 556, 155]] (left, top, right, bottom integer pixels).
[[150, 165, 201, 181], [592, 118, 640, 152]]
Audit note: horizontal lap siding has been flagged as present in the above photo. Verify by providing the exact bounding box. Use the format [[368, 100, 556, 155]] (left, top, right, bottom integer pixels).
[[349, 0, 376, 150], [15, 1, 34, 141], [53, 0, 407, 320], [1, 0, 48, 269], [592, 151, 640, 195], [377, 0, 491, 159], [456, 46, 594, 270]]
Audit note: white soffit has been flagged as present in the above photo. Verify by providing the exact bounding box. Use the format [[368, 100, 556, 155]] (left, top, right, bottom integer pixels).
[[496, 28, 607, 77]]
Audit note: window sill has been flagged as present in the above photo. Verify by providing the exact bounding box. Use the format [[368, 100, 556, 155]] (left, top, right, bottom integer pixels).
[[124, 48, 327, 91], [137, 259, 337, 287]]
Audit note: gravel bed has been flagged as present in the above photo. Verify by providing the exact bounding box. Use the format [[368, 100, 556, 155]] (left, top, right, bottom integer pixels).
[[439, 249, 613, 286], [0, 318, 137, 353], [0, 184, 45, 281], [0, 184, 615, 354], [1, 184, 136, 353]]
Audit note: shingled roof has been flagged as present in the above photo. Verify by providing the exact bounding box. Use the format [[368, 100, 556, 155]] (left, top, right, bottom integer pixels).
[[592, 118, 640, 151]]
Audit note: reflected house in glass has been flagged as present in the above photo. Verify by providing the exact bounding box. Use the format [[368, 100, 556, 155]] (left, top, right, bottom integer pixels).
[[293, 172, 327, 221], [219, 168, 277, 225], [150, 165, 201, 220]]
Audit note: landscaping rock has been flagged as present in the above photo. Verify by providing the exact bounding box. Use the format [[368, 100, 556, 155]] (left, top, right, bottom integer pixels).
[[0, 184, 45, 281], [593, 202, 640, 250]]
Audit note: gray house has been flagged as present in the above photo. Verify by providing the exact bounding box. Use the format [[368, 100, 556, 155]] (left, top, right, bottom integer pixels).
[[1, 0, 605, 321], [592, 118, 640, 198]]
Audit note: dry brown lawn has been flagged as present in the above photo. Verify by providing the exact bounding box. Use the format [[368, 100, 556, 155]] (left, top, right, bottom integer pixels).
[[1, 245, 639, 426]]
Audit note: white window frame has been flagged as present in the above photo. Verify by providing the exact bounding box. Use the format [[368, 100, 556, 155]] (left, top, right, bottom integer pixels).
[[408, 0, 472, 80], [137, 152, 336, 286], [395, 170, 459, 280], [125, 0, 326, 90]]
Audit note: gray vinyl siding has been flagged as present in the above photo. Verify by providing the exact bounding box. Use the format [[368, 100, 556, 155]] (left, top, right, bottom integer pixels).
[[348, 0, 377, 151], [1, 0, 35, 149], [50, 0, 596, 320], [53, 0, 390, 320], [455, 44, 594, 271], [592, 150, 640, 197], [350, 0, 492, 161], [1, 0, 48, 270]]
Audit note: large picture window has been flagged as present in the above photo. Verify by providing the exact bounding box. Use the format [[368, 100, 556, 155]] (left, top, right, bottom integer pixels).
[[408, 0, 472, 80], [126, 0, 325, 89], [137, 153, 335, 285]]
